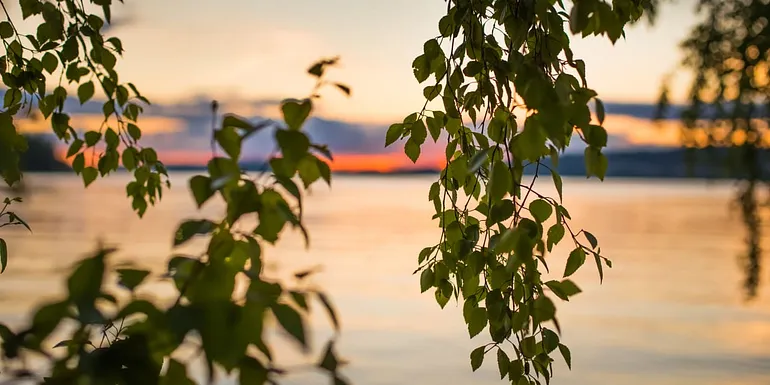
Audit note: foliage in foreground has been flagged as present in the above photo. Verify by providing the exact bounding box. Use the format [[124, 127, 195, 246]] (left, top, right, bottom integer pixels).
[[0, 1, 349, 383], [391, 0, 652, 383], [0, 59, 348, 383]]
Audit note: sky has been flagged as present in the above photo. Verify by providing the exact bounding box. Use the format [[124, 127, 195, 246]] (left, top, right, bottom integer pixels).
[[13, 0, 707, 172]]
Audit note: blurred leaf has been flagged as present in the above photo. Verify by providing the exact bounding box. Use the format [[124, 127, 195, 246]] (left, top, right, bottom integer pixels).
[[222, 114, 253, 130], [319, 341, 339, 372], [173, 220, 216, 247], [595, 98, 605, 124], [239, 356, 268, 385], [117, 268, 150, 292], [316, 291, 340, 331], [189, 175, 214, 208], [272, 303, 306, 348], [276, 129, 310, 164], [214, 127, 241, 160], [281, 99, 311, 131], [162, 359, 195, 385], [334, 83, 351, 96]]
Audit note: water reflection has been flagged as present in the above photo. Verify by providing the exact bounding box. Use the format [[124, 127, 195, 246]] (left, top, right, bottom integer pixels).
[[1, 173, 770, 384]]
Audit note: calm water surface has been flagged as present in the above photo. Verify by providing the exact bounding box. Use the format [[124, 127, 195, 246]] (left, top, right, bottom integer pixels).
[[2, 173, 770, 385]]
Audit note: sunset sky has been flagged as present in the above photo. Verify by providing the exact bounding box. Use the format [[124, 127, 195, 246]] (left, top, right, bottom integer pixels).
[[12, 0, 705, 172]]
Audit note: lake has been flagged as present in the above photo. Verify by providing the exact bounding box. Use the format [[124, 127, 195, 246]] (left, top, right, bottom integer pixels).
[[1, 173, 770, 385]]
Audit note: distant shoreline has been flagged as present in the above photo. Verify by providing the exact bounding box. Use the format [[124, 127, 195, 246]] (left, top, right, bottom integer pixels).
[[23, 147, 770, 181]]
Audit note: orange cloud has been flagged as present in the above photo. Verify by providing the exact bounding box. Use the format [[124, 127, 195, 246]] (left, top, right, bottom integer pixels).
[[329, 152, 444, 173], [601, 114, 681, 147]]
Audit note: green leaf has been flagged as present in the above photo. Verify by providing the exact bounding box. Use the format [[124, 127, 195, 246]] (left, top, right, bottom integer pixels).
[[546, 224, 565, 252], [316, 158, 332, 185], [105, 128, 119, 148], [558, 343, 572, 369], [385, 123, 405, 146], [222, 114, 253, 130], [272, 303, 306, 347], [316, 291, 340, 331], [41, 52, 59, 74], [595, 98, 605, 124], [0, 22, 13, 39], [334, 83, 351, 96], [551, 169, 563, 201], [128, 123, 142, 141], [529, 199, 552, 223], [564, 247, 586, 277], [467, 307, 487, 338], [214, 127, 241, 160], [189, 175, 215, 208], [239, 356, 268, 385], [0, 238, 7, 273], [297, 155, 321, 187], [560, 279, 582, 296], [521, 335, 537, 358], [290, 291, 308, 310], [470, 346, 485, 371], [489, 161, 511, 201], [426, 116, 442, 142], [66, 139, 83, 158], [281, 99, 312, 130], [84, 131, 102, 147], [419, 268, 434, 293], [122, 148, 137, 170], [435, 287, 449, 308], [594, 252, 606, 282], [173, 220, 216, 246], [543, 329, 560, 353], [461, 267, 480, 298], [411, 119, 428, 145], [77, 81, 94, 104], [82, 167, 98, 187], [423, 84, 442, 101], [404, 138, 420, 163], [67, 250, 106, 309], [319, 341, 339, 372], [117, 268, 150, 291], [275, 129, 310, 164], [497, 349, 510, 380], [584, 231, 598, 249], [584, 147, 608, 180], [72, 153, 85, 173]]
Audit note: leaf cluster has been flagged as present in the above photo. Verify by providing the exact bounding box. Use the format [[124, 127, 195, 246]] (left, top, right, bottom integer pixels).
[[396, 0, 648, 383]]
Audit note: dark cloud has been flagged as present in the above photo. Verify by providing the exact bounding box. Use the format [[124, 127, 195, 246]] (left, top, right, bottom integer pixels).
[[24, 92, 675, 161]]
